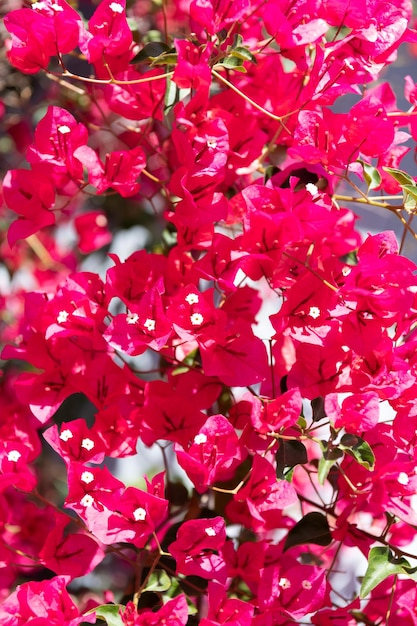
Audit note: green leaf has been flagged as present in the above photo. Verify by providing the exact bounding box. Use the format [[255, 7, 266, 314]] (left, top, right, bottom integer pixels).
[[382, 166, 415, 186], [231, 33, 244, 48], [222, 55, 245, 70], [340, 434, 375, 471], [130, 41, 171, 64], [150, 52, 178, 66], [86, 604, 124, 626], [402, 184, 417, 213], [360, 547, 411, 598], [360, 160, 381, 190], [230, 46, 257, 64], [317, 455, 340, 485], [164, 76, 178, 115], [142, 569, 171, 593], [284, 512, 332, 551], [317, 441, 343, 484]]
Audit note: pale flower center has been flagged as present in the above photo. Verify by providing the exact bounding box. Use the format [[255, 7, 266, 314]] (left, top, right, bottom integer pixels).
[[7, 450, 21, 462], [133, 507, 147, 521], [60, 429, 73, 442], [185, 293, 199, 305], [109, 1, 124, 12], [190, 313, 204, 326], [144, 318, 156, 331], [81, 438, 95, 451], [81, 494, 94, 507], [57, 310, 69, 324], [81, 471, 94, 484], [194, 433, 208, 445]]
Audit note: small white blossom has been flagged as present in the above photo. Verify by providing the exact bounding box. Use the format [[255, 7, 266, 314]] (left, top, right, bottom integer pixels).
[[205, 527, 216, 537], [190, 313, 204, 326], [57, 310, 69, 324], [302, 580, 312, 590], [60, 429, 73, 442], [126, 312, 139, 325], [109, 1, 124, 12], [7, 450, 21, 462], [185, 293, 199, 305], [308, 306, 321, 319], [278, 577, 291, 589], [81, 438, 95, 451], [81, 471, 94, 484], [58, 125, 71, 134], [81, 494, 94, 507], [144, 318, 156, 331], [194, 433, 208, 445], [133, 507, 147, 521]]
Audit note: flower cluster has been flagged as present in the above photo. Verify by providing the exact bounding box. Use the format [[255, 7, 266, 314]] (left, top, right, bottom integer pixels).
[[1, 0, 417, 623]]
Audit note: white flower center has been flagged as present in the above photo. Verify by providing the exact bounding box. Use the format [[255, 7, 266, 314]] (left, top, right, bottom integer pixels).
[[144, 318, 156, 331], [205, 527, 216, 536], [126, 312, 139, 325], [190, 313, 204, 326], [302, 580, 312, 590], [81, 438, 95, 451], [60, 428, 73, 442], [81, 471, 94, 484], [57, 310, 69, 324], [194, 433, 208, 445], [278, 577, 291, 589], [133, 507, 147, 521], [7, 450, 21, 462], [109, 1, 124, 12], [81, 494, 94, 507], [58, 125, 71, 134], [185, 293, 199, 305], [308, 306, 321, 319]]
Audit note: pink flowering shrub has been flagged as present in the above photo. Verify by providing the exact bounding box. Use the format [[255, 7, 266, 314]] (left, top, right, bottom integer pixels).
[[2, 0, 417, 623]]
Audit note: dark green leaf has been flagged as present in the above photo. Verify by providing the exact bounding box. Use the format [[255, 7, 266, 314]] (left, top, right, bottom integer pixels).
[[284, 512, 332, 551], [276, 440, 308, 478], [360, 547, 411, 598], [231, 33, 244, 48], [150, 53, 178, 66], [311, 397, 326, 422], [340, 434, 375, 471], [222, 56, 245, 70], [130, 41, 171, 64], [230, 46, 257, 63]]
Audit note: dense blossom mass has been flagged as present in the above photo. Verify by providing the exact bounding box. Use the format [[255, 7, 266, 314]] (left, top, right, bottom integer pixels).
[[2, 0, 417, 622]]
